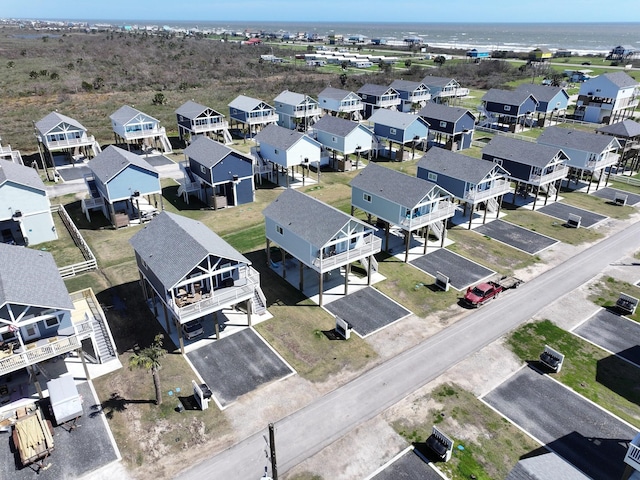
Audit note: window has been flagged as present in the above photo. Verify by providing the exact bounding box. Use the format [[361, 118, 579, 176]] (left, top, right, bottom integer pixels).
[[504, 105, 511, 112], [276, 225, 284, 235], [332, 136, 337, 143], [428, 172, 437, 182], [22, 323, 39, 341], [361, 94, 368, 100], [201, 165, 207, 174], [440, 121, 447, 128], [45, 317, 60, 328], [274, 149, 279, 155], [390, 128, 397, 135], [363, 193, 372, 202]]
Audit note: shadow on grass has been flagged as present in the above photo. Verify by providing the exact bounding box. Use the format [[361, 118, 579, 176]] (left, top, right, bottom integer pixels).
[[90, 392, 156, 419], [596, 353, 640, 406]]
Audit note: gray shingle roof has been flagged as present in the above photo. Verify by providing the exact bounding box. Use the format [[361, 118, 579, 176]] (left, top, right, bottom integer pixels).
[[421, 76, 458, 88], [35, 111, 86, 135], [254, 124, 305, 150], [313, 115, 365, 137], [274, 90, 316, 106], [263, 189, 367, 247], [357, 84, 396, 97], [184, 136, 250, 168], [0, 159, 46, 191], [601, 71, 639, 89], [596, 119, 640, 138], [228, 95, 272, 111], [418, 148, 502, 184], [418, 103, 475, 123], [515, 84, 568, 104], [538, 126, 620, 153], [129, 211, 250, 289], [88, 145, 158, 184], [110, 105, 159, 125], [175, 100, 222, 119], [0, 243, 73, 310], [389, 79, 427, 93], [318, 87, 358, 101], [368, 109, 428, 130], [483, 136, 566, 168], [482, 88, 539, 106], [350, 162, 440, 208]]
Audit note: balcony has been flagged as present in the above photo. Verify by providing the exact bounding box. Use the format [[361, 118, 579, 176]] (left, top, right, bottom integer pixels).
[[378, 97, 401, 108], [292, 105, 322, 118], [245, 113, 279, 125], [530, 165, 569, 185], [39, 134, 97, 150], [464, 179, 512, 203], [400, 201, 458, 230], [191, 119, 229, 133], [624, 436, 640, 472], [408, 92, 432, 103], [122, 126, 166, 141], [339, 102, 363, 112], [313, 235, 382, 271], [587, 152, 619, 170], [439, 87, 470, 98]]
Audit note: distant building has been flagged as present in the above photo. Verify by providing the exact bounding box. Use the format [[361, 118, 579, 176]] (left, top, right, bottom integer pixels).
[[466, 49, 490, 59]]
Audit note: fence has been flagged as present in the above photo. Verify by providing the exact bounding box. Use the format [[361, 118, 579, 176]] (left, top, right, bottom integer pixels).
[[51, 204, 98, 277]]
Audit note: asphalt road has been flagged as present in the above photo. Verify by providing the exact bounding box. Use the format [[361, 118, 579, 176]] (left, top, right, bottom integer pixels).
[[177, 217, 640, 479]]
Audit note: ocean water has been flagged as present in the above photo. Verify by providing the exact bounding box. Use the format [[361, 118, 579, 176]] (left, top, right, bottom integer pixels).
[[87, 20, 640, 55]]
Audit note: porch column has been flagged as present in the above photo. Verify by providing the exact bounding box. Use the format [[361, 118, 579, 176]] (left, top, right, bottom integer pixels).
[[246, 299, 252, 327], [162, 302, 171, 333], [299, 262, 304, 292], [317, 161, 321, 183], [350, 205, 355, 216], [423, 225, 429, 255], [318, 272, 323, 307], [555, 179, 561, 201], [404, 230, 410, 263], [286, 166, 290, 188], [512, 181, 519, 205], [483, 201, 488, 224], [109, 203, 117, 228], [280, 248, 287, 279], [266, 239, 271, 266], [178, 320, 184, 355], [497, 195, 503, 219], [214, 312, 220, 340], [78, 349, 91, 380], [597, 169, 605, 190], [385, 222, 390, 253], [441, 225, 446, 248], [468, 204, 474, 230], [367, 255, 372, 286], [29, 365, 43, 399], [140, 273, 148, 302], [344, 263, 350, 295], [532, 186, 540, 210], [544, 183, 550, 206]]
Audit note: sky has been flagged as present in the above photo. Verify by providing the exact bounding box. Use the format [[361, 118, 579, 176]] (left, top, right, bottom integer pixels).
[[3, 0, 640, 24]]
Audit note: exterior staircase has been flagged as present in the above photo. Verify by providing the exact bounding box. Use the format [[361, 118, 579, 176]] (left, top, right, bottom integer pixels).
[[222, 127, 233, 145], [486, 197, 499, 213], [250, 287, 267, 315], [360, 255, 378, 273], [430, 220, 444, 240]]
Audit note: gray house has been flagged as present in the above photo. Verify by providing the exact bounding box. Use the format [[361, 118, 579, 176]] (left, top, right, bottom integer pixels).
[[273, 90, 322, 130], [367, 109, 429, 160], [482, 136, 569, 208], [263, 189, 381, 306], [479, 89, 539, 132], [418, 103, 476, 151], [130, 211, 267, 353], [350, 163, 456, 261], [228, 95, 279, 135], [389, 79, 431, 112], [417, 149, 511, 228], [317, 87, 364, 121], [311, 115, 376, 171], [357, 84, 401, 118], [514, 84, 570, 126], [175, 100, 232, 144], [596, 119, 640, 174], [421, 76, 469, 103]]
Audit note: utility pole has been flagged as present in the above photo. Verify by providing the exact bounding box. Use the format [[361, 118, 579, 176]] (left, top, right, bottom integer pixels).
[[268, 423, 278, 480]]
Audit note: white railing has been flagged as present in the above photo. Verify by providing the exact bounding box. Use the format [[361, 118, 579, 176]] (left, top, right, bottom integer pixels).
[[378, 98, 401, 108], [122, 126, 166, 140], [624, 442, 640, 471], [339, 103, 363, 112], [464, 179, 511, 203], [246, 113, 279, 125], [588, 153, 619, 169], [401, 201, 458, 230], [191, 120, 229, 132], [0, 335, 81, 376], [40, 134, 96, 149], [51, 204, 98, 278], [530, 165, 570, 184], [293, 106, 322, 117], [314, 235, 382, 270], [83, 197, 104, 209], [612, 175, 640, 186], [439, 88, 470, 98]]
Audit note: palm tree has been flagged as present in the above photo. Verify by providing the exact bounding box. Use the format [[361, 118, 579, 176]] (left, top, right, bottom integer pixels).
[[129, 334, 167, 405]]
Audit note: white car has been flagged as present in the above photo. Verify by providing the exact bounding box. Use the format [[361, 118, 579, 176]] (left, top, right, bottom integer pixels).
[[184, 321, 204, 340]]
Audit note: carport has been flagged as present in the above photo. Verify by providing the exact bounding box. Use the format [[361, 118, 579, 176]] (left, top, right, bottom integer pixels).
[[185, 328, 294, 408], [482, 366, 637, 480], [324, 287, 411, 337], [474, 220, 558, 255], [537, 202, 607, 228], [591, 187, 640, 206], [410, 247, 495, 291]]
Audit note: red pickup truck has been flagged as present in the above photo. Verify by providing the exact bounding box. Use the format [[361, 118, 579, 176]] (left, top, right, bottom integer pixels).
[[463, 276, 522, 307]]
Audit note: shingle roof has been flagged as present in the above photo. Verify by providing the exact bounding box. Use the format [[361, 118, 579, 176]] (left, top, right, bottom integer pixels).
[[175, 100, 222, 118], [313, 115, 365, 137], [389, 79, 426, 93], [601, 71, 639, 89], [538, 126, 620, 153], [418, 148, 502, 184], [263, 189, 367, 247], [350, 163, 440, 208], [421, 76, 458, 88], [0, 243, 73, 310], [253, 124, 306, 150], [35, 112, 86, 135], [274, 90, 315, 106], [483, 136, 566, 168], [418, 103, 475, 123], [0, 159, 46, 191], [368, 109, 428, 130], [357, 83, 396, 97], [515, 84, 568, 104], [482, 88, 539, 106], [596, 119, 640, 138], [129, 211, 250, 289], [110, 105, 158, 125], [88, 145, 158, 184], [318, 87, 358, 101], [228, 95, 272, 111]]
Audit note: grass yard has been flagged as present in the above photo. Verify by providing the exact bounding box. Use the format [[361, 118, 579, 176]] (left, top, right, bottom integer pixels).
[[32, 208, 87, 267], [508, 320, 640, 428], [586, 276, 640, 322], [559, 190, 637, 220], [392, 383, 540, 480]]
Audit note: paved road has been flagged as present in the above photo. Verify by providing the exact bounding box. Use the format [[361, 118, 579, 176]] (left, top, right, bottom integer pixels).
[[177, 218, 640, 479]]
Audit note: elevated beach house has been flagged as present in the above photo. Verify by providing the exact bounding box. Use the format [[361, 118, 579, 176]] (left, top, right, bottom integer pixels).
[[417, 148, 511, 229], [389, 79, 431, 112], [514, 84, 570, 127], [35, 111, 101, 168], [596, 119, 640, 173], [367, 109, 429, 161], [110, 105, 172, 153], [311, 115, 376, 171], [479, 88, 539, 132], [263, 189, 381, 306], [482, 136, 569, 208], [0, 160, 56, 246], [350, 163, 455, 262], [537, 126, 621, 192], [421, 76, 469, 104], [253, 124, 322, 187], [273, 90, 322, 130], [417, 103, 476, 151], [574, 72, 640, 124], [0, 243, 116, 381], [357, 83, 401, 118], [228, 95, 279, 136], [0, 136, 23, 165], [175, 100, 232, 144], [317, 87, 364, 121], [83, 145, 162, 227], [181, 136, 254, 209], [130, 211, 267, 353]]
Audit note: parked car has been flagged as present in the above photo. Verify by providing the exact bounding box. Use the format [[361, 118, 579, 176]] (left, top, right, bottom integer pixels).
[[184, 321, 204, 340]]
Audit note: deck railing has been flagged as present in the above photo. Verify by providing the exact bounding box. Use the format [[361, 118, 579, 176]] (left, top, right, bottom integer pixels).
[[314, 235, 382, 270], [624, 442, 640, 471], [401, 201, 458, 230], [530, 165, 570, 185], [51, 204, 98, 278], [39, 135, 96, 149], [190, 120, 229, 132], [464, 180, 511, 203]]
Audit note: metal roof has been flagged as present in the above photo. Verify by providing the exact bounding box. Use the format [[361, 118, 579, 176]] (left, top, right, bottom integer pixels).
[[35, 111, 86, 135], [88, 145, 158, 184], [129, 211, 250, 289], [110, 105, 159, 126], [254, 124, 314, 150], [318, 87, 359, 101], [357, 84, 397, 97], [0, 159, 46, 191], [0, 243, 74, 311], [538, 126, 621, 153], [483, 136, 567, 168], [184, 136, 251, 168], [389, 79, 427, 93], [418, 148, 505, 184]]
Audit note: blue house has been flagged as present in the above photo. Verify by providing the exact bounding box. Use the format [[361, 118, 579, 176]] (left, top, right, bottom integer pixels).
[[367, 109, 429, 161], [263, 189, 381, 306], [479, 89, 539, 132], [417, 149, 511, 228], [318, 87, 364, 121], [357, 84, 401, 118], [350, 163, 456, 261], [482, 136, 569, 208], [182, 136, 254, 209], [110, 105, 172, 153], [253, 124, 322, 187], [466, 49, 490, 59], [130, 211, 267, 353], [273, 90, 322, 130], [228, 95, 279, 136], [418, 103, 476, 151], [175, 100, 232, 144], [84, 146, 162, 227], [389, 80, 431, 112], [421, 76, 469, 104], [514, 84, 570, 126], [0, 160, 56, 245], [311, 115, 376, 171]]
